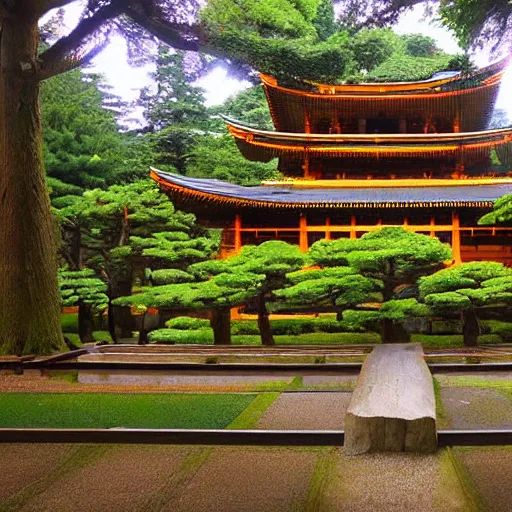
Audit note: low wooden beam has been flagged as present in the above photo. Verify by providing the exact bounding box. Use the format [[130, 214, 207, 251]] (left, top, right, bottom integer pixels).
[[344, 344, 437, 455]]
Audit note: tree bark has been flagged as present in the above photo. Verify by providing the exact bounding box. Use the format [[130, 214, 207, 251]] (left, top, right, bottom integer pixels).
[[78, 301, 94, 344], [210, 308, 231, 345], [0, 13, 64, 355], [381, 318, 394, 344], [111, 274, 134, 338], [257, 293, 274, 346], [138, 313, 148, 345], [462, 309, 479, 347]]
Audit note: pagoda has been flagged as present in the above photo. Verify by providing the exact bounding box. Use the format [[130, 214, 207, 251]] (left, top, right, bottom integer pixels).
[[151, 57, 512, 265]]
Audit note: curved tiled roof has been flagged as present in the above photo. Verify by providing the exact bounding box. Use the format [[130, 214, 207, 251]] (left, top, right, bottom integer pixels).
[[151, 169, 512, 210], [223, 117, 512, 163], [260, 57, 511, 133]]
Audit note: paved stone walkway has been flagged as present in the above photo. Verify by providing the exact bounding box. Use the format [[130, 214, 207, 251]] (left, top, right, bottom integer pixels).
[[0, 444, 479, 512], [454, 446, 512, 512], [320, 451, 469, 512], [256, 392, 351, 430], [168, 447, 316, 512], [441, 387, 512, 429]]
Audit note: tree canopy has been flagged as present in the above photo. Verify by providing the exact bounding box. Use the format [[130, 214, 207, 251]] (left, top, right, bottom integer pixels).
[[336, 0, 512, 53], [479, 194, 512, 226], [419, 261, 512, 345]]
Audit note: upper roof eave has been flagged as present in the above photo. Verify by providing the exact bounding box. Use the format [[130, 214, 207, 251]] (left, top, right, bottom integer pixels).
[[260, 56, 511, 97]]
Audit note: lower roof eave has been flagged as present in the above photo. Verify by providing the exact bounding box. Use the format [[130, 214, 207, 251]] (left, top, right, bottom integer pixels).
[[150, 169, 500, 211]]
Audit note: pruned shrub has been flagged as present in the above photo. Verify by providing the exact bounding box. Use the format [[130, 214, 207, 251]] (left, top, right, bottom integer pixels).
[[483, 320, 512, 342], [149, 328, 213, 344], [165, 316, 211, 330]]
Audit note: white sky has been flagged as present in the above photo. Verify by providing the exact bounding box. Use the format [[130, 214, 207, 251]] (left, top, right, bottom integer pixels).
[[59, 3, 512, 118]]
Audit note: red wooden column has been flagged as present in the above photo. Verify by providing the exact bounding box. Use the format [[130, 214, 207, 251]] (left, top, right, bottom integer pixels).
[[429, 217, 436, 238], [299, 214, 308, 252], [325, 216, 332, 241], [350, 215, 357, 239], [452, 211, 462, 265], [234, 214, 242, 254]]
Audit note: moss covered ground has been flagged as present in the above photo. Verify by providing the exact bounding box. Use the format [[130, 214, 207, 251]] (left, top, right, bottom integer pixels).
[[0, 392, 257, 429]]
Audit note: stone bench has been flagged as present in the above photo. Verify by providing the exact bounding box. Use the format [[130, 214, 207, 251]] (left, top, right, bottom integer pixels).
[[344, 343, 437, 455]]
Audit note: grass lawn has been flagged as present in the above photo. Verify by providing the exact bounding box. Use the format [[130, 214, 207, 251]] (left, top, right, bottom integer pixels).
[[0, 392, 256, 429], [232, 332, 381, 345]]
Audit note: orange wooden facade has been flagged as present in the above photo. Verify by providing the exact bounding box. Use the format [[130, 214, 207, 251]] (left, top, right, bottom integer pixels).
[[152, 58, 512, 265]]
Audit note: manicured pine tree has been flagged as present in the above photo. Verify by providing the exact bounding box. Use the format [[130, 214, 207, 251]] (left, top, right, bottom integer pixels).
[[224, 241, 306, 345], [58, 268, 108, 344], [275, 267, 382, 320], [114, 240, 304, 345], [57, 180, 216, 341], [419, 261, 512, 346], [114, 269, 264, 345], [308, 228, 452, 342]]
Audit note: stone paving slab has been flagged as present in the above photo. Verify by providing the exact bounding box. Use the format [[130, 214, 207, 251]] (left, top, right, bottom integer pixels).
[[168, 447, 317, 512], [441, 387, 512, 429], [454, 446, 512, 512], [302, 374, 356, 386], [11, 445, 191, 512], [0, 444, 497, 512], [320, 450, 469, 512], [77, 369, 295, 386], [436, 372, 512, 382], [256, 392, 351, 430]]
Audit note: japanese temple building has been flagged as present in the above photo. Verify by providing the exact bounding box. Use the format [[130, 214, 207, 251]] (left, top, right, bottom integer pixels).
[[151, 57, 512, 265]]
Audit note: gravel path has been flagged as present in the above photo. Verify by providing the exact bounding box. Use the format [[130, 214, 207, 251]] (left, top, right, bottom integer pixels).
[[256, 392, 351, 430], [321, 451, 468, 512], [454, 447, 512, 512], [441, 387, 512, 429], [168, 447, 317, 512], [0, 444, 72, 502], [14, 445, 190, 512]]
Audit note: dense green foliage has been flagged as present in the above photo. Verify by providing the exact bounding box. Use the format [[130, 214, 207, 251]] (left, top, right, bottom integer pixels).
[[201, 0, 350, 82], [307, 228, 452, 342], [309, 228, 452, 299], [367, 54, 453, 82], [186, 135, 279, 185], [42, 70, 132, 191], [211, 85, 273, 130], [439, 0, 512, 51], [479, 194, 512, 226], [57, 180, 215, 340], [276, 267, 381, 314], [58, 269, 108, 310]]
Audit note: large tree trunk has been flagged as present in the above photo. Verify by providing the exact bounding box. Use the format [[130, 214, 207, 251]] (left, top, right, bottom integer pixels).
[[78, 301, 94, 344], [257, 293, 274, 346], [0, 14, 64, 355], [462, 309, 479, 347], [210, 308, 231, 345]]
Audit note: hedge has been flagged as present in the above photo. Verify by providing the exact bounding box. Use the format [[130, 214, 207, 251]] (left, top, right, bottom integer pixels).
[[148, 328, 214, 345], [165, 316, 210, 330], [483, 320, 512, 343]]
